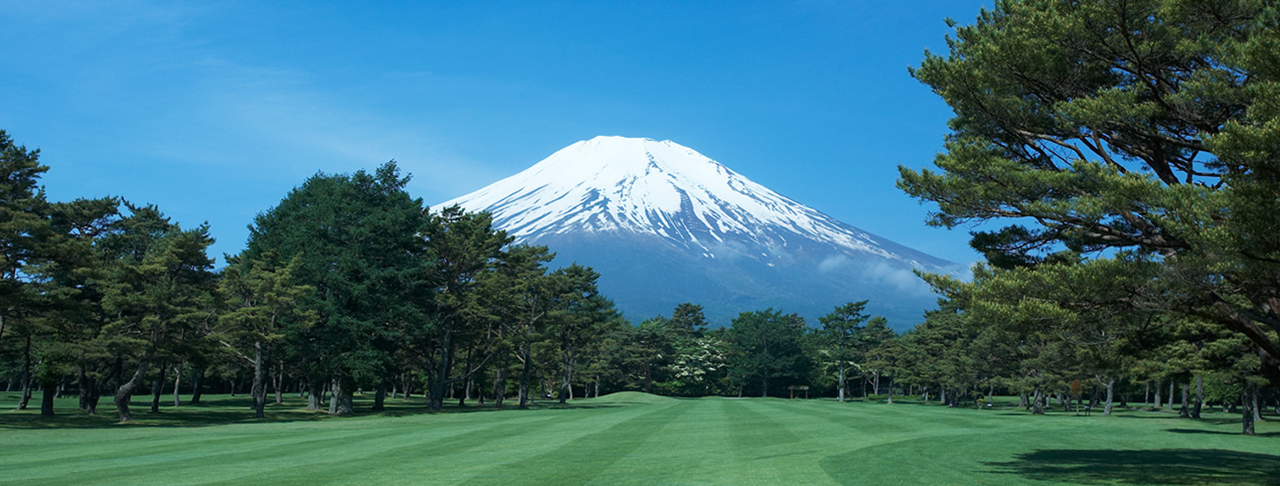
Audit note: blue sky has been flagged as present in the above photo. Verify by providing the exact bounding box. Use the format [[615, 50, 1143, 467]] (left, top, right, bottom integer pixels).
[[2, 0, 991, 265]]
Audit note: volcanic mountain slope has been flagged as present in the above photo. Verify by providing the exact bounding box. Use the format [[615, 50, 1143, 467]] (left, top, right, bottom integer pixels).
[[440, 136, 955, 328]]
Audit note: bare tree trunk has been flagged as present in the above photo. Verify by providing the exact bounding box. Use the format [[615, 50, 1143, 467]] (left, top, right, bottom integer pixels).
[[171, 363, 182, 407], [558, 344, 573, 405], [251, 341, 266, 419], [1253, 384, 1262, 424], [78, 365, 101, 415], [1103, 377, 1114, 416], [494, 368, 506, 408], [274, 362, 284, 405], [837, 362, 846, 403], [114, 358, 151, 422], [372, 380, 386, 412], [190, 367, 205, 404], [18, 335, 32, 410], [429, 328, 454, 411], [1193, 375, 1204, 419], [40, 377, 56, 417], [1179, 382, 1190, 418], [150, 363, 167, 413], [518, 338, 534, 409], [1154, 380, 1163, 409], [1031, 388, 1045, 415], [328, 379, 338, 414], [306, 378, 324, 411], [330, 378, 355, 414], [1243, 385, 1256, 435]]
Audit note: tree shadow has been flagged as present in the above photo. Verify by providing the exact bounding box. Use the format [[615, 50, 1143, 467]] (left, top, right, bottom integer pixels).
[[1164, 428, 1280, 438], [984, 449, 1280, 485], [0, 394, 625, 429]]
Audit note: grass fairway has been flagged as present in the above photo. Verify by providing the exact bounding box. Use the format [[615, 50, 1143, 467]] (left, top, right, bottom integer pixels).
[[2, 391, 1278, 485]]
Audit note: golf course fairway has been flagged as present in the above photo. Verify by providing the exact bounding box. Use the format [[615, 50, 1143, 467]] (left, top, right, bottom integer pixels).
[[1, 391, 1277, 485]]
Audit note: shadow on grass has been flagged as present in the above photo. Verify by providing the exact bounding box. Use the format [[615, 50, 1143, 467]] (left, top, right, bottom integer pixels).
[[984, 449, 1280, 485], [0, 393, 623, 429], [1164, 428, 1280, 438]]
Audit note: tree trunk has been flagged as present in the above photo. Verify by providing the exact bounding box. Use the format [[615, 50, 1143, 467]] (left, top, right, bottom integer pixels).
[[78, 365, 99, 414], [17, 335, 32, 410], [1179, 382, 1190, 418], [886, 377, 894, 404], [274, 362, 284, 405], [494, 368, 506, 408], [372, 380, 386, 412], [837, 362, 846, 403], [594, 374, 601, 398], [429, 327, 454, 411], [150, 364, 167, 413], [307, 378, 324, 411], [172, 363, 182, 407], [328, 379, 338, 414], [1168, 381, 1175, 409], [251, 341, 267, 419], [465, 378, 476, 409], [1154, 380, 1162, 409], [114, 357, 151, 422], [558, 344, 573, 405], [1252, 384, 1262, 424], [1031, 388, 1045, 415], [1103, 377, 1114, 416], [331, 378, 354, 415], [190, 367, 205, 404], [40, 377, 56, 417], [761, 376, 769, 398], [1243, 385, 1256, 435], [1193, 375, 1204, 419]]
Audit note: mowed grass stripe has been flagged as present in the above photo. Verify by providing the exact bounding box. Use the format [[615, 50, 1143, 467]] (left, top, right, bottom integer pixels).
[[0, 426, 391, 484], [5, 394, 1280, 485], [2, 406, 605, 486], [464, 399, 689, 485], [586, 398, 736, 485], [247, 407, 627, 485]]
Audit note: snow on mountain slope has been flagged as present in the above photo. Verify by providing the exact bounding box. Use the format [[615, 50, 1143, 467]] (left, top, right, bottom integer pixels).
[[441, 136, 949, 270]]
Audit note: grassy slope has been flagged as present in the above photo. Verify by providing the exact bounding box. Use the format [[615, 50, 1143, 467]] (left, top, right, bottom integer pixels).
[[0, 392, 1277, 485]]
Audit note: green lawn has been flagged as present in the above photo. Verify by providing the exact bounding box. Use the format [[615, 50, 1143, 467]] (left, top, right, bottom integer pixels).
[[1, 391, 1277, 485]]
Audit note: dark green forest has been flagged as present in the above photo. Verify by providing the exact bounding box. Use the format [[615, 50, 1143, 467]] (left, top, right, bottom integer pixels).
[[2, 0, 1280, 439]]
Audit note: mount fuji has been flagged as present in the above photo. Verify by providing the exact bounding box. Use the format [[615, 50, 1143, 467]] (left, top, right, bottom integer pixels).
[[441, 136, 954, 329]]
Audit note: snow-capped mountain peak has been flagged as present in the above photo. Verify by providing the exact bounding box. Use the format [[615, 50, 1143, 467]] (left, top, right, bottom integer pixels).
[[441, 136, 946, 269]]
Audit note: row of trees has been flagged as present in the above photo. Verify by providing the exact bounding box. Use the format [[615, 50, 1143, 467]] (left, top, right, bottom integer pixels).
[[0, 138, 638, 421], [0, 132, 909, 422], [886, 0, 1280, 435]]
